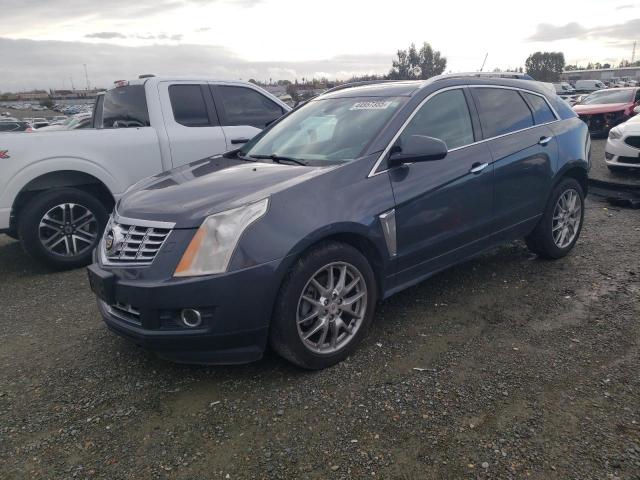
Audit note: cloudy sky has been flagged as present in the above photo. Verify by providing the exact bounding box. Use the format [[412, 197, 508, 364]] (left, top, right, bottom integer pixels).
[[0, 0, 638, 91]]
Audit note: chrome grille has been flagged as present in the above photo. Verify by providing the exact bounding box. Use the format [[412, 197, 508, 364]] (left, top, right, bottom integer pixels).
[[101, 215, 174, 266]]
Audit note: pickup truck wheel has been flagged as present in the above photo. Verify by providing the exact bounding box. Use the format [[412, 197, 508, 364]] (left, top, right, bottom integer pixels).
[[269, 242, 377, 370], [18, 188, 108, 270], [525, 178, 584, 259]]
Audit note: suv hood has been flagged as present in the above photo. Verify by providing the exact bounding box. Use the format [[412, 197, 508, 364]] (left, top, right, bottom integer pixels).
[[573, 102, 631, 115], [116, 156, 327, 228]]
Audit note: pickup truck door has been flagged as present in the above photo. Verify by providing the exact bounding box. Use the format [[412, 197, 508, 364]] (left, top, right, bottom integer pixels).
[[209, 84, 288, 150], [157, 81, 228, 168]]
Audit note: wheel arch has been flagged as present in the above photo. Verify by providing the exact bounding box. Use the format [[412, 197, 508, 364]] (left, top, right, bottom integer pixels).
[[556, 162, 589, 196], [11, 170, 115, 230]]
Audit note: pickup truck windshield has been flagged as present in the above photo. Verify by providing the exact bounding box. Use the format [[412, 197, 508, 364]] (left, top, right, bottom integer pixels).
[[241, 96, 405, 164], [581, 89, 634, 105], [99, 85, 150, 128]]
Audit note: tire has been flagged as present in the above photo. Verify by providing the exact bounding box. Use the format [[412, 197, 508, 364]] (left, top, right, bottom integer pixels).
[[18, 188, 108, 270], [269, 241, 377, 369], [525, 177, 585, 259]]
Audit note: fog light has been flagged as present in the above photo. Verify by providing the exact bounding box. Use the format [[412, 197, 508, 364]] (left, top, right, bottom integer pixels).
[[605, 152, 614, 160], [180, 309, 202, 328]]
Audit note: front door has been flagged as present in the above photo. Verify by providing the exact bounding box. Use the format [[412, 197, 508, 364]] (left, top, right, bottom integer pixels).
[[388, 87, 495, 288]]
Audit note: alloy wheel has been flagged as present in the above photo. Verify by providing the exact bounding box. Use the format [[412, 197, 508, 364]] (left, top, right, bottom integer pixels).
[[38, 203, 98, 257], [296, 262, 368, 355], [552, 188, 582, 248]]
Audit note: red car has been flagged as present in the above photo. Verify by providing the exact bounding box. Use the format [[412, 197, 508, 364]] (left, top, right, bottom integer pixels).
[[573, 87, 640, 136]]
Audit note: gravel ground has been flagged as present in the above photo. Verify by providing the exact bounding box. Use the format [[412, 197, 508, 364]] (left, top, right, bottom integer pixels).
[[1, 141, 639, 479]]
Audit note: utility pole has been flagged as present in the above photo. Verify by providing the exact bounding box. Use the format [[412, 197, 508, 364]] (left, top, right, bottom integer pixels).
[[70, 76, 75, 90], [83, 64, 90, 91], [632, 41, 637, 64], [480, 53, 488, 72]]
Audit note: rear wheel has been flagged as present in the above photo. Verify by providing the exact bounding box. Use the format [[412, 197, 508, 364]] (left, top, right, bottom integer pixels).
[[18, 188, 108, 269], [270, 242, 377, 369], [525, 178, 584, 259]]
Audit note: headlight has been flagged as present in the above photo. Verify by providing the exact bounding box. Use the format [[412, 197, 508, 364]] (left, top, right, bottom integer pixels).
[[174, 198, 269, 277], [608, 127, 623, 140]]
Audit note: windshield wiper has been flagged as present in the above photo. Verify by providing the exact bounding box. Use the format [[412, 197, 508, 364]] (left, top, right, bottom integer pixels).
[[249, 154, 307, 166], [235, 151, 257, 162]]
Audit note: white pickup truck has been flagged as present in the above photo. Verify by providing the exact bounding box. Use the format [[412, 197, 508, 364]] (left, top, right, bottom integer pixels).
[[0, 76, 290, 268]]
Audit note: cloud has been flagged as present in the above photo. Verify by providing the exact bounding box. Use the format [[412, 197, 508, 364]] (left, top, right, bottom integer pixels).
[[616, 3, 636, 9], [85, 32, 127, 39], [0, 37, 392, 91], [528, 18, 640, 44], [195, 27, 211, 32]]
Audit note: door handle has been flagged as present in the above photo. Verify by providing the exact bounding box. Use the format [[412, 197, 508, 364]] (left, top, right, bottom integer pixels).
[[231, 138, 249, 144], [469, 162, 489, 174], [538, 136, 553, 146]]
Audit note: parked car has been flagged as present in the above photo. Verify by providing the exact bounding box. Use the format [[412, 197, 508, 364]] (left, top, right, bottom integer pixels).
[[605, 106, 640, 171], [554, 82, 575, 94], [574, 80, 607, 93], [0, 121, 32, 132], [38, 113, 92, 131], [31, 118, 50, 129], [0, 76, 290, 268], [88, 76, 590, 369], [573, 87, 640, 135]]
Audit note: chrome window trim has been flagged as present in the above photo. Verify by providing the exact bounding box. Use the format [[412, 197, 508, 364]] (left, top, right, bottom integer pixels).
[[368, 84, 560, 178]]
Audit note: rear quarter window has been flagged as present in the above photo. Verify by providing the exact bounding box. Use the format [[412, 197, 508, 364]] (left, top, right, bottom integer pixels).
[[522, 92, 556, 124]]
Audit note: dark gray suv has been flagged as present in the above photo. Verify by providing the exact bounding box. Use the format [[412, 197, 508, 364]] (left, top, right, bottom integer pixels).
[[88, 75, 590, 369]]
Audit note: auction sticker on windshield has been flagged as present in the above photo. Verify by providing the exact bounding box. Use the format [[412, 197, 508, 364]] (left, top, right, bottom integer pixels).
[[0, 150, 10, 159], [350, 101, 394, 110]]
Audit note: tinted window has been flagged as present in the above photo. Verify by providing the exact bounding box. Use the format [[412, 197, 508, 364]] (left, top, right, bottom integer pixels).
[[0, 123, 19, 132], [217, 86, 283, 128], [400, 89, 474, 150], [473, 88, 534, 138], [523, 92, 556, 124], [169, 85, 211, 127], [100, 85, 150, 128]]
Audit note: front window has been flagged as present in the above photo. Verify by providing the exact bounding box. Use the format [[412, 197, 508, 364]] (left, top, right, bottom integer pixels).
[[581, 89, 634, 105], [241, 96, 406, 164]]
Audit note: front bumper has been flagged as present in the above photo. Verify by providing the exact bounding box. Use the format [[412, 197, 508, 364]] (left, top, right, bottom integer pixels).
[[89, 256, 286, 364], [605, 138, 640, 168]]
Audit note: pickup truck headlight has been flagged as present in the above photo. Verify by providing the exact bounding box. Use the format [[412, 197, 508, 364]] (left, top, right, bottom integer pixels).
[[608, 127, 623, 140], [174, 198, 269, 277]]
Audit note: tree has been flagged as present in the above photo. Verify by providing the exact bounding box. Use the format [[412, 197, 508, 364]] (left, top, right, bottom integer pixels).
[[388, 42, 447, 80], [525, 51, 565, 82]]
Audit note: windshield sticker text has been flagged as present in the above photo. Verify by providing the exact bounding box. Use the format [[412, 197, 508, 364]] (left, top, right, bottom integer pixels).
[[350, 101, 393, 111]]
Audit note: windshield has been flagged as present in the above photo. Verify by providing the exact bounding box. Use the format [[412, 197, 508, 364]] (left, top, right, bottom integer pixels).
[[240, 96, 406, 164], [581, 89, 634, 105]]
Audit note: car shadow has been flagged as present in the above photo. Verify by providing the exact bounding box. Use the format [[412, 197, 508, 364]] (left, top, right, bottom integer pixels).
[[0, 234, 55, 275]]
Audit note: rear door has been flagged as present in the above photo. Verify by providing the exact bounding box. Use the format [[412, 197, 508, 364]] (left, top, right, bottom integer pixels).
[[158, 82, 228, 168], [210, 84, 286, 149], [470, 87, 558, 240], [388, 87, 495, 287]]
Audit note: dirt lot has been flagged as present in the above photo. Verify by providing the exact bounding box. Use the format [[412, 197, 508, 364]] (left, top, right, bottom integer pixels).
[[1, 140, 639, 479]]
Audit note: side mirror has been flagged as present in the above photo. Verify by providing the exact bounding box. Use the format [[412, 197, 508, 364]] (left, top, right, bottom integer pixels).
[[634, 105, 640, 115], [388, 135, 448, 167]]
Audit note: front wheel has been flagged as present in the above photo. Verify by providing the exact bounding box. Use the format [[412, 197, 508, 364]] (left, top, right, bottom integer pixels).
[[269, 242, 377, 369], [18, 188, 108, 269], [525, 178, 584, 259]]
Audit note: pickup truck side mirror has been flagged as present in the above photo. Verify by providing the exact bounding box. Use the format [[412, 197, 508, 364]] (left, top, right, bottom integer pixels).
[[388, 135, 448, 167]]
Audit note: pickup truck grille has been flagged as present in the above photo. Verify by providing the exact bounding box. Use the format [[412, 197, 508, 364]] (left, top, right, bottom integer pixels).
[[102, 216, 174, 266]]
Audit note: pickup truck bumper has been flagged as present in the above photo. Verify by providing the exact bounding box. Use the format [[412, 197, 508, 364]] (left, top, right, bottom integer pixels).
[[88, 256, 287, 365]]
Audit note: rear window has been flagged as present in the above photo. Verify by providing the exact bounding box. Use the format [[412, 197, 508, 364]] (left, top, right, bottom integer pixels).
[[99, 85, 150, 128], [472, 88, 534, 138], [169, 84, 212, 127]]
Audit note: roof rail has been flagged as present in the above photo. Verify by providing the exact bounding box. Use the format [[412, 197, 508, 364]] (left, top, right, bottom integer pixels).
[[322, 79, 403, 95], [433, 72, 535, 81]]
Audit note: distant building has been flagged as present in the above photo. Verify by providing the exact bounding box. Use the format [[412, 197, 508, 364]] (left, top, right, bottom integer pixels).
[[17, 91, 49, 101], [561, 66, 640, 83], [50, 88, 104, 100]]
